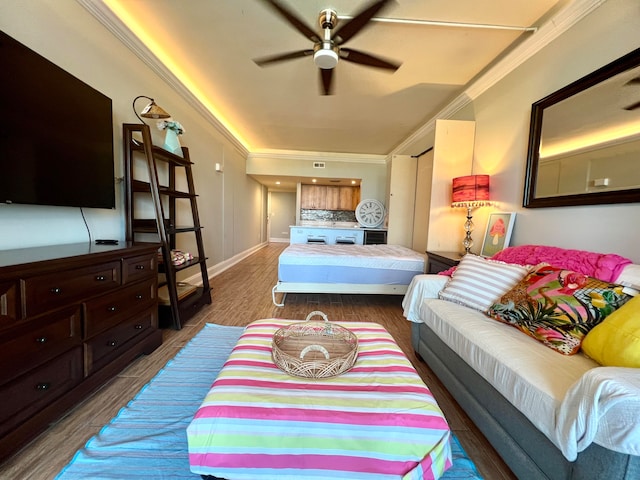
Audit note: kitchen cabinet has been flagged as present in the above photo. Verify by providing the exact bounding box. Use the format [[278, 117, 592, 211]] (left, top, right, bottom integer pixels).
[[326, 186, 359, 210], [302, 185, 360, 210], [300, 185, 327, 209], [290, 226, 365, 244]]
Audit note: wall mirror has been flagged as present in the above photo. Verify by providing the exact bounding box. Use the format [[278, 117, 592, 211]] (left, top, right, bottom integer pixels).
[[523, 48, 640, 208]]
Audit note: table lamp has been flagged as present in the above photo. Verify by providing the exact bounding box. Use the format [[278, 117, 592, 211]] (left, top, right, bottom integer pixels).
[[451, 174, 490, 254]]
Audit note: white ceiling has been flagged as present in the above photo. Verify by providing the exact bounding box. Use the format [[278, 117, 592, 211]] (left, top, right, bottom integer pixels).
[[91, 0, 570, 158], [82, 0, 612, 192]]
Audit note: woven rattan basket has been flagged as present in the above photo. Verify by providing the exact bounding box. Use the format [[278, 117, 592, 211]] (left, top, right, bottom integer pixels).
[[272, 311, 358, 379]]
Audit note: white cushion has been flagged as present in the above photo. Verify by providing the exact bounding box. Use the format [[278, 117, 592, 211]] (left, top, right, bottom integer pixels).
[[617, 263, 640, 290], [439, 254, 530, 312]]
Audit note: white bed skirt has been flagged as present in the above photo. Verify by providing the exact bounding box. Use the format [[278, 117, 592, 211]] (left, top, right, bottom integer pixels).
[[273, 244, 425, 306]]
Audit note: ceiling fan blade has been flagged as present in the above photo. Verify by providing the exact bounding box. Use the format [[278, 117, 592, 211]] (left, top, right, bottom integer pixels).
[[260, 0, 321, 43], [624, 100, 640, 111], [333, 0, 395, 45], [340, 48, 401, 70], [253, 49, 313, 66], [320, 68, 334, 95]]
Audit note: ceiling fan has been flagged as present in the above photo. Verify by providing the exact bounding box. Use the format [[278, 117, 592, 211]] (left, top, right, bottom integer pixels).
[[623, 76, 640, 111], [253, 0, 401, 95]]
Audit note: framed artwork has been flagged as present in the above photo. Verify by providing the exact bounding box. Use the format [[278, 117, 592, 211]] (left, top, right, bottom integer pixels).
[[480, 213, 516, 257]]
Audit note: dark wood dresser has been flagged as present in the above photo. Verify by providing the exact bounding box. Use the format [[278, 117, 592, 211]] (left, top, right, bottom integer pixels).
[[0, 242, 163, 462], [425, 251, 463, 274]]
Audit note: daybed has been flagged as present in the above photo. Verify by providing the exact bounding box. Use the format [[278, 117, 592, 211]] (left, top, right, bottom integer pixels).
[[272, 243, 425, 306], [402, 245, 640, 480]]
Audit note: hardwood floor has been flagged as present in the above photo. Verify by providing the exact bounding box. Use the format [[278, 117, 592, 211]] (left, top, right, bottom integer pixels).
[[0, 243, 516, 480]]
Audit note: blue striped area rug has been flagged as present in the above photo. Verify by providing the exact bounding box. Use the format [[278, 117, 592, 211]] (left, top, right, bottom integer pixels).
[[56, 323, 482, 479]]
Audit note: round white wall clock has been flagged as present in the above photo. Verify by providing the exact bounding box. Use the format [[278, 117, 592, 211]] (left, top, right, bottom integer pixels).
[[355, 199, 386, 228]]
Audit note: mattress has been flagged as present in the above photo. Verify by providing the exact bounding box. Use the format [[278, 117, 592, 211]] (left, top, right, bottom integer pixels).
[[187, 319, 452, 480], [417, 298, 640, 461], [278, 243, 425, 284]]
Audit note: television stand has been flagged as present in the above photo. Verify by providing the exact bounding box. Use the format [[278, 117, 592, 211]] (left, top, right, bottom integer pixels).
[[0, 241, 162, 462]]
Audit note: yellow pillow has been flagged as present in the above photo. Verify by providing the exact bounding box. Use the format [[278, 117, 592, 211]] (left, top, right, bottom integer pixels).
[[582, 295, 640, 367]]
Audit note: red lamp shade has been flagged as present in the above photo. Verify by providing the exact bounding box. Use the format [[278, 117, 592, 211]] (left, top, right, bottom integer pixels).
[[451, 175, 490, 207]]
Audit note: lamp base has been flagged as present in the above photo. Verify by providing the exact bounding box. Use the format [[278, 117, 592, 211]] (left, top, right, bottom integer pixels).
[[462, 207, 474, 254]]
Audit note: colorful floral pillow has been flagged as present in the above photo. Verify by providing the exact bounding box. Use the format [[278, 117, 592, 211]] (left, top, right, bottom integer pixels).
[[488, 265, 632, 355]]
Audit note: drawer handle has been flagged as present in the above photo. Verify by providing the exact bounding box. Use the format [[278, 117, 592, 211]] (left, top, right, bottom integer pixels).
[[135, 294, 143, 300], [50, 287, 62, 295], [107, 340, 117, 347], [107, 306, 117, 312], [35, 382, 50, 391], [135, 265, 145, 270], [134, 324, 143, 330], [95, 275, 107, 282], [35, 336, 47, 344]]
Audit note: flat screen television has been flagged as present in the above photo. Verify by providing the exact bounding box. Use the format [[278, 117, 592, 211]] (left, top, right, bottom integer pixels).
[[0, 30, 115, 209]]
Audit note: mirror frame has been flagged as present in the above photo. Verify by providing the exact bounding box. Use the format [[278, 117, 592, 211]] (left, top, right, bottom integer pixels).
[[523, 48, 640, 208]]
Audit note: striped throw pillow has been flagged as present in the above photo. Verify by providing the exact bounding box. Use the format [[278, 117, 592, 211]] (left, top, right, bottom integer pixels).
[[439, 254, 530, 312]]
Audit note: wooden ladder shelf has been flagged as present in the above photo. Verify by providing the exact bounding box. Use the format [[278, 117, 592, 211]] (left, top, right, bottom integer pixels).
[[123, 123, 211, 329]]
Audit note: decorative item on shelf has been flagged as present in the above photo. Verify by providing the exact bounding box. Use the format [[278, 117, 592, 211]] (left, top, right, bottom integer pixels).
[[157, 249, 194, 266], [132, 95, 171, 124], [451, 174, 490, 255], [170, 249, 193, 266], [480, 212, 516, 257], [158, 119, 185, 156]]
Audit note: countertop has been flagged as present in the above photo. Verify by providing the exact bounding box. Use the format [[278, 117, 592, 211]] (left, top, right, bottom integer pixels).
[[292, 223, 387, 231]]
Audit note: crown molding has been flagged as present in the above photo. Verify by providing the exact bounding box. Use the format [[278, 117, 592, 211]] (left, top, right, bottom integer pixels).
[[248, 149, 387, 164], [76, 0, 249, 156], [79, 0, 605, 160], [391, 0, 607, 156]]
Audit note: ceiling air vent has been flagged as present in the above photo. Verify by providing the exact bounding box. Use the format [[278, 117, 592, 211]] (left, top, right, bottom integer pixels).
[[313, 162, 326, 169]]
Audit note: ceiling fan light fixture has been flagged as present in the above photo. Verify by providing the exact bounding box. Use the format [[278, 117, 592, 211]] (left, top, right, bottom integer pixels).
[[314, 48, 339, 69]]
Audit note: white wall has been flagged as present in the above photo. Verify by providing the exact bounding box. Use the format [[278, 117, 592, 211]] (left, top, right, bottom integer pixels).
[[469, 0, 640, 263], [247, 153, 388, 207], [3, 0, 638, 266], [426, 120, 476, 252], [399, 0, 640, 263], [0, 1, 266, 269], [269, 192, 297, 242]]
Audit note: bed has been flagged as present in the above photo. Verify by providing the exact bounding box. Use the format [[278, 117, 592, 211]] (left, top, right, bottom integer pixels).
[[272, 243, 426, 306], [187, 319, 452, 480]]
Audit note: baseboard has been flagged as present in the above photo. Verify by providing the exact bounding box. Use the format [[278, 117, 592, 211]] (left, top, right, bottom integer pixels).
[[180, 242, 269, 285]]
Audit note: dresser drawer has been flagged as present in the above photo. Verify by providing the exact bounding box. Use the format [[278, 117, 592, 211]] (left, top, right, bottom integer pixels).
[[0, 306, 81, 384], [84, 279, 156, 338], [0, 347, 83, 438], [0, 280, 20, 327], [85, 309, 156, 376], [23, 261, 121, 318], [122, 253, 157, 285]]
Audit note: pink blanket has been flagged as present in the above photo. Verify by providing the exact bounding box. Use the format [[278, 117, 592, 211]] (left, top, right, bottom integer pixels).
[[490, 245, 631, 282], [440, 245, 631, 282]]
